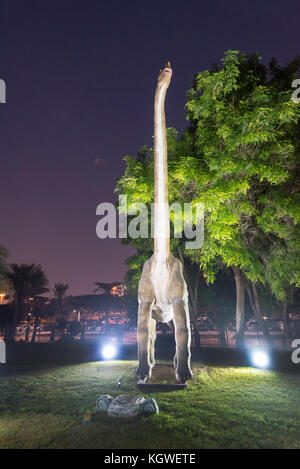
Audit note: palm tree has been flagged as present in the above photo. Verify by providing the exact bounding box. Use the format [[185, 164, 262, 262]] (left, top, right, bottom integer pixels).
[[30, 297, 51, 343], [52, 283, 70, 312], [4, 263, 49, 342], [50, 283, 70, 341]]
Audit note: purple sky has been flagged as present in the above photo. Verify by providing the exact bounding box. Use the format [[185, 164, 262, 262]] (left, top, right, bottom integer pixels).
[[0, 0, 299, 295]]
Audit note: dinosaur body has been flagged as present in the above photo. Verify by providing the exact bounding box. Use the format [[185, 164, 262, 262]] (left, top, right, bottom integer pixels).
[[136, 63, 193, 384]]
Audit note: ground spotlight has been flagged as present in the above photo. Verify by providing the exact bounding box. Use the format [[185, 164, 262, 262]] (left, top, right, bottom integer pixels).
[[251, 350, 270, 369], [101, 343, 117, 360]]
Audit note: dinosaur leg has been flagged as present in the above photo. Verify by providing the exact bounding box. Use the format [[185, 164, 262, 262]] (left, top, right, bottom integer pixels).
[[167, 319, 175, 334], [172, 299, 193, 383], [136, 259, 155, 381], [136, 302, 153, 381], [167, 320, 177, 368], [149, 317, 157, 369]]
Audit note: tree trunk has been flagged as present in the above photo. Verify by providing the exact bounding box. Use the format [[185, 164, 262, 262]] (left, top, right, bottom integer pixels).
[[192, 270, 201, 348], [218, 323, 227, 347], [9, 314, 17, 343], [25, 324, 30, 342], [281, 301, 293, 344], [178, 252, 201, 348], [31, 316, 39, 343], [9, 303, 21, 343], [189, 300, 201, 348], [50, 326, 56, 342], [246, 282, 273, 347], [232, 266, 245, 347]]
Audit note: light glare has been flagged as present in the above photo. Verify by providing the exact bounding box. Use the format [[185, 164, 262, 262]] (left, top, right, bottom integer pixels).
[[101, 344, 117, 360], [251, 350, 270, 369]]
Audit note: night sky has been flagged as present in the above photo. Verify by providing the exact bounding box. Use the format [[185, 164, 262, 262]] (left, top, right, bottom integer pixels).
[[0, 0, 299, 295]]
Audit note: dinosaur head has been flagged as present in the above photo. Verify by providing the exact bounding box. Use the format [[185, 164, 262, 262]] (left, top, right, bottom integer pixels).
[[157, 61, 172, 88]]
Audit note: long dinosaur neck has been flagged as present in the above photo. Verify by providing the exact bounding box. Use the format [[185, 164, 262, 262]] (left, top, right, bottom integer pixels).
[[153, 82, 170, 261]]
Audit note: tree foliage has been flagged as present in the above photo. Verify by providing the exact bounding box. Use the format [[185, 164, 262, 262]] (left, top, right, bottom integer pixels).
[[182, 51, 300, 299]]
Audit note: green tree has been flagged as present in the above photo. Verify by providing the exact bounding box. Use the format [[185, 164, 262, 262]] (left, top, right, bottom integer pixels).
[[180, 51, 300, 345]]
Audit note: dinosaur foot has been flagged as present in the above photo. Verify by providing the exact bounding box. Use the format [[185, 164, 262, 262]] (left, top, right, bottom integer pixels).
[[136, 367, 151, 383], [137, 377, 148, 384], [176, 367, 193, 384]]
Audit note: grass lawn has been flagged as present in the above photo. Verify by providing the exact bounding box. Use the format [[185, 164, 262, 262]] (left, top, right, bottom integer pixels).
[[0, 358, 299, 449]]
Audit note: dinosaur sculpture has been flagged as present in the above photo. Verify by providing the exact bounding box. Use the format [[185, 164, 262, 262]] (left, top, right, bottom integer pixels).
[[136, 62, 193, 384]]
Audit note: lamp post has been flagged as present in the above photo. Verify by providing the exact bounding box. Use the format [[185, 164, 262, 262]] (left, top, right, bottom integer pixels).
[[0, 293, 5, 304]]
